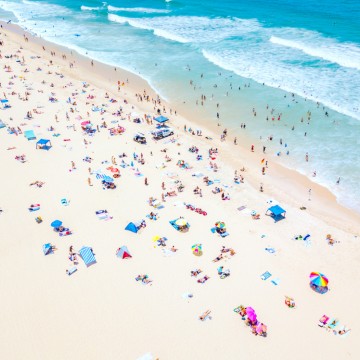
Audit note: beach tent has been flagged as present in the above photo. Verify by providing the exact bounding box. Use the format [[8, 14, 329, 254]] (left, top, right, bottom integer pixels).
[[116, 246, 132, 259], [125, 222, 139, 233], [43, 243, 53, 255], [266, 205, 286, 222], [0, 120, 5, 129], [154, 115, 169, 124], [36, 139, 52, 150], [79, 246, 97, 267], [24, 130, 36, 140]]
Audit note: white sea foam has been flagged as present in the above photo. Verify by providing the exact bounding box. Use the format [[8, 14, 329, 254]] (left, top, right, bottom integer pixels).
[[108, 14, 189, 43], [80, 5, 101, 11], [202, 48, 360, 121], [108, 5, 170, 14], [270, 35, 360, 70]]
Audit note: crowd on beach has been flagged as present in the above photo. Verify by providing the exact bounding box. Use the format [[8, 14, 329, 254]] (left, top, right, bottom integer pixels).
[[0, 23, 357, 359]]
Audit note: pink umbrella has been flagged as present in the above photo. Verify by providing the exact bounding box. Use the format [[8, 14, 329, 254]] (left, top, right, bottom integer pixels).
[[81, 121, 90, 126], [256, 323, 263, 334], [246, 307, 257, 322]]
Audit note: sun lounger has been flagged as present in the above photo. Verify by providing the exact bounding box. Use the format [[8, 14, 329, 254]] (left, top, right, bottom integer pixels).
[[271, 277, 280, 286], [261, 271, 272, 280]]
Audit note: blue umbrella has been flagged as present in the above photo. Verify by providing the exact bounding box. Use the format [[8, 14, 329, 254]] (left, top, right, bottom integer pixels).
[[1, 99, 9, 103], [51, 220, 62, 228]]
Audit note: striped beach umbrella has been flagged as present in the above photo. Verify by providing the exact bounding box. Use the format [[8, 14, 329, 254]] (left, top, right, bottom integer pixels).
[[309, 272, 329, 287]]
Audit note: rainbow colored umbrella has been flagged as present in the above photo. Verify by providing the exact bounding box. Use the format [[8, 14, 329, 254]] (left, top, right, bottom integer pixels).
[[191, 244, 202, 256], [309, 272, 328, 287], [215, 221, 226, 229]]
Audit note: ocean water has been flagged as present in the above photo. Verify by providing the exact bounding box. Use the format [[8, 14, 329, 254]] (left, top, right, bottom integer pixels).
[[1, 0, 360, 212]]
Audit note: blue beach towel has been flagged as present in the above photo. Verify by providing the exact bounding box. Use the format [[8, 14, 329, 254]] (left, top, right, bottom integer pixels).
[[261, 271, 272, 280], [79, 246, 96, 267]]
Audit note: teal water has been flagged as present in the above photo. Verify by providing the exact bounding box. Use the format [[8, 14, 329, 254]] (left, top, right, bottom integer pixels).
[[1, 0, 360, 211]]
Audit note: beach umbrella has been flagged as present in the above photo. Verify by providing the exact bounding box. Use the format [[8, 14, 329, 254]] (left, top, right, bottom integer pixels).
[[246, 307, 257, 322], [215, 221, 226, 229], [175, 218, 187, 226], [81, 120, 90, 126], [50, 220, 62, 228], [152, 235, 161, 242], [309, 272, 329, 287], [1, 99, 9, 103], [191, 243, 202, 255]]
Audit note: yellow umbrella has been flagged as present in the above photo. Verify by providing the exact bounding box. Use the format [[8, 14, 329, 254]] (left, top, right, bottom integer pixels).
[[175, 218, 187, 226], [152, 235, 161, 242]]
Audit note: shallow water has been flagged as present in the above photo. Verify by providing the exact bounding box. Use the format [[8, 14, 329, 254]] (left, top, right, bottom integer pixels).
[[1, 0, 359, 211]]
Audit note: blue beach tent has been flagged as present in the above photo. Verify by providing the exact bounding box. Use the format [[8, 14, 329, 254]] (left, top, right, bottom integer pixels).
[[24, 130, 36, 140], [36, 139, 52, 150], [79, 246, 96, 267], [266, 205, 286, 222], [125, 222, 139, 233], [154, 115, 169, 124], [43, 243, 53, 255]]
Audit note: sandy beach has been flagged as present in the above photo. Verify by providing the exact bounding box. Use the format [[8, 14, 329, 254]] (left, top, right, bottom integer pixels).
[[0, 22, 359, 360]]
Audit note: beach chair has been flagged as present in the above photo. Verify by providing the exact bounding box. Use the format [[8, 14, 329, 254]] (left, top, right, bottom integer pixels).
[[220, 232, 229, 238], [271, 278, 281, 286], [60, 198, 70, 206], [261, 271, 272, 280], [67, 266, 77, 276]]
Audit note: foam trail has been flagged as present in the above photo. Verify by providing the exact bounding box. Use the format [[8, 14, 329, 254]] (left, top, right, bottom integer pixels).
[[80, 6, 101, 11], [108, 14, 189, 43], [270, 35, 360, 70], [108, 6, 170, 14]]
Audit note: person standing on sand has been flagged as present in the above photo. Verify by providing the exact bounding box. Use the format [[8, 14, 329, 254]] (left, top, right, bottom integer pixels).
[[234, 137, 237, 145], [145, 177, 148, 186]]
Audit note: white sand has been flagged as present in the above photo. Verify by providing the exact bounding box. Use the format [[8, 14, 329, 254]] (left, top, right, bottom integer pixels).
[[0, 23, 359, 360]]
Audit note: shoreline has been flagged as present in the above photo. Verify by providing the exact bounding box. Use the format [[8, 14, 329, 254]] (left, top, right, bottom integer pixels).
[[1, 20, 360, 235], [1, 17, 360, 360]]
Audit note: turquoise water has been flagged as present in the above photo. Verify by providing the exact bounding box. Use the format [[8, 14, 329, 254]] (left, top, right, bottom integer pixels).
[[1, 0, 360, 211]]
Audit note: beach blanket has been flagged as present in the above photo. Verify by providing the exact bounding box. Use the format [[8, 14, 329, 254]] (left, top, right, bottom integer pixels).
[[96, 210, 112, 220], [79, 246, 96, 267], [261, 271, 272, 280]]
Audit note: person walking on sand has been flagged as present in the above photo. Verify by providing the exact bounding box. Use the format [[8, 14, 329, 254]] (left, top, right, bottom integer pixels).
[[234, 137, 237, 145], [145, 177, 148, 186], [88, 178, 92, 186], [71, 161, 76, 170]]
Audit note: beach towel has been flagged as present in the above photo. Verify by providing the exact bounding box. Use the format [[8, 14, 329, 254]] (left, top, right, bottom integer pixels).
[[271, 278, 281, 286], [237, 206, 247, 211], [261, 271, 272, 280], [67, 266, 77, 276], [79, 246, 96, 267], [24, 130, 36, 140], [265, 247, 276, 254]]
